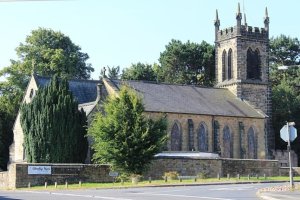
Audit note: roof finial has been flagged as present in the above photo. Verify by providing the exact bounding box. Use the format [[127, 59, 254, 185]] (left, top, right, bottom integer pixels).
[[237, 2, 241, 14]]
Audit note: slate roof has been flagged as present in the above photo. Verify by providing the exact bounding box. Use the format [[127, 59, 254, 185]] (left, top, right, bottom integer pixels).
[[34, 75, 101, 104], [112, 80, 265, 118]]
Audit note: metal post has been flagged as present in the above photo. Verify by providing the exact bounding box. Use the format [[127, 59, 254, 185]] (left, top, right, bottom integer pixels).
[[287, 122, 294, 188]]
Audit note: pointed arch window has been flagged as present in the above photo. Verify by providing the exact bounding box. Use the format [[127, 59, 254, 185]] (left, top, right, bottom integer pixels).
[[171, 122, 182, 151], [247, 127, 257, 159], [222, 126, 232, 158], [247, 48, 261, 80], [188, 119, 194, 151], [222, 50, 227, 81], [227, 49, 232, 79], [198, 123, 208, 152]]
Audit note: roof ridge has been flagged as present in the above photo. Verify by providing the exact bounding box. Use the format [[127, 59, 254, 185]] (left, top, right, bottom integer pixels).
[[35, 74, 101, 83], [116, 79, 227, 90]]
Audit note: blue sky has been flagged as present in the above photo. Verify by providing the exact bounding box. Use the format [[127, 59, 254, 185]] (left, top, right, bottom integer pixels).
[[0, 0, 299, 79]]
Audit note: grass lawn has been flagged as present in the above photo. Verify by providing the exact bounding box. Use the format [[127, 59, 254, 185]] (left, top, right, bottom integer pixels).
[[21, 176, 300, 190]]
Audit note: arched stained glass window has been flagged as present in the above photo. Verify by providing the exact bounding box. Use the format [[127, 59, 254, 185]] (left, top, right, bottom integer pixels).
[[248, 127, 257, 159], [247, 48, 261, 80], [198, 123, 208, 152], [188, 119, 194, 151], [223, 126, 232, 158], [228, 49, 232, 80], [222, 50, 227, 81], [171, 122, 181, 151]]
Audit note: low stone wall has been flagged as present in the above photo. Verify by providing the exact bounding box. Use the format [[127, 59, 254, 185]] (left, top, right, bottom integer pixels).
[[222, 159, 279, 177], [0, 172, 8, 189], [279, 167, 300, 176], [144, 158, 221, 179], [144, 157, 279, 179], [5, 163, 113, 189]]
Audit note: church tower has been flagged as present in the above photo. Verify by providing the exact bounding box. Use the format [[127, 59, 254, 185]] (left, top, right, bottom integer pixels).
[[214, 4, 274, 157]]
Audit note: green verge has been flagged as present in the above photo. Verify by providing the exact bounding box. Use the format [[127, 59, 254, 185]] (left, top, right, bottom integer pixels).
[[18, 176, 300, 190]]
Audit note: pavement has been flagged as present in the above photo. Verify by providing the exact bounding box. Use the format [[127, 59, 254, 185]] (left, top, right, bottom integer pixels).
[[258, 191, 300, 200], [257, 183, 300, 200]]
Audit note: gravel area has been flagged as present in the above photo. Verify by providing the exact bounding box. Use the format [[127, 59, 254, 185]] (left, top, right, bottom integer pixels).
[[258, 183, 300, 192]]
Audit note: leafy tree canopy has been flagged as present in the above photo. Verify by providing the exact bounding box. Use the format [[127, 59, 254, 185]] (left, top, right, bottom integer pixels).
[[20, 75, 88, 163], [88, 86, 167, 174], [158, 39, 215, 86], [269, 35, 300, 160], [121, 62, 156, 81]]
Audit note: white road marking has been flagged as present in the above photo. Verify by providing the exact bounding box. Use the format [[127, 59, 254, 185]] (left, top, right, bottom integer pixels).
[[134, 192, 236, 200], [209, 186, 254, 191], [22, 191, 132, 200]]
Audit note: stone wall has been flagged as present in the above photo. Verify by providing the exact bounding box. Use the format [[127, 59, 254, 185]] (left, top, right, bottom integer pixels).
[[222, 158, 279, 177], [0, 172, 8, 189], [144, 157, 279, 179], [147, 112, 266, 159], [279, 167, 300, 176], [272, 150, 298, 167], [3, 163, 113, 189]]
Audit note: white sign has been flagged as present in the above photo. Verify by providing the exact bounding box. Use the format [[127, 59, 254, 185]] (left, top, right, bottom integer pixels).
[[280, 125, 297, 142], [28, 166, 52, 175], [109, 171, 119, 177]]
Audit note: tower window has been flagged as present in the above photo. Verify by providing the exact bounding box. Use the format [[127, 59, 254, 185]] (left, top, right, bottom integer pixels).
[[247, 48, 261, 80], [222, 50, 227, 81], [228, 49, 232, 79]]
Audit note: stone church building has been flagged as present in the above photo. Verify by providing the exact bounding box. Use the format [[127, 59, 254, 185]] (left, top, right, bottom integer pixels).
[[9, 5, 274, 164]]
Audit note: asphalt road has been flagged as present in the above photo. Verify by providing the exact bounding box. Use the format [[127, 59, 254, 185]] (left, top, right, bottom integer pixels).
[[0, 182, 285, 200]]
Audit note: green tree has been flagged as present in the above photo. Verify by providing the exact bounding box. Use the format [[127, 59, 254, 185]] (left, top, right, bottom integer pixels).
[[121, 62, 156, 81], [99, 66, 120, 80], [269, 35, 300, 164], [20, 75, 88, 163], [88, 86, 167, 174], [0, 111, 13, 170], [159, 40, 215, 86], [0, 28, 93, 167]]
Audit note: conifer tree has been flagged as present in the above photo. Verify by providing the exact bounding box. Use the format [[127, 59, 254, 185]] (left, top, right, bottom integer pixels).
[[89, 86, 167, 175], [20, 76, 88, 163]]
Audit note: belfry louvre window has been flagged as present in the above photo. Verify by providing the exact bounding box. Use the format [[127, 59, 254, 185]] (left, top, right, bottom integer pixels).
[[227, 48, 232, 79], [247, 48, 261, 80], [222, 50, 227, 81]]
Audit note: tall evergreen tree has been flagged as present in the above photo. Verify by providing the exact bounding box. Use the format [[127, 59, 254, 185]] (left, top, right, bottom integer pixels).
[[89, 86, 167, 175], [20, 76, 88, 163]]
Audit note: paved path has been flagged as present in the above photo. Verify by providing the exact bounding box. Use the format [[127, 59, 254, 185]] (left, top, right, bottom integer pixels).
[[0, 182, 285, 200]]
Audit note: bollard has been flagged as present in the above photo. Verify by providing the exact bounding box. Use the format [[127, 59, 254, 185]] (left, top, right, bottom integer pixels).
[[227, 173, 230, 180], [264, 174, 267, 180], [217, 173, 220, 180], [237, 174, 240, 180], [148, 177, 152, 184], [164, 176, 167, 183], [248, 174, 250, 180], [256, 174, 259, 179], [28, 182, 31, 188], [65, 181, 68, 189], [179, 178, 182, 182], [55, 182, 57, 188], [45, 182, 47, 188], [194, 177, 197, 182], [79, 180, 82, 187], [121, 179, 124, 185]]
